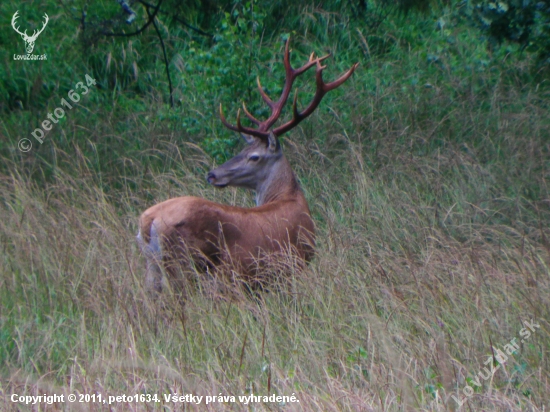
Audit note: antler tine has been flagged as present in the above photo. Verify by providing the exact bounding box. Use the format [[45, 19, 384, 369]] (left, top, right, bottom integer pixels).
[[236, 109, 271, 138], [323, 62, 359, 92], [219, 104, 269, 139], [242, 102, 262, 125], [313, 52, 331, 64], [256, 77, 275, 109], [273, 60, 359, 137]]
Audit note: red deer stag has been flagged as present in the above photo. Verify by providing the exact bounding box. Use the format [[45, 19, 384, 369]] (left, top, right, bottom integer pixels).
[[138, 40, 357, 294]]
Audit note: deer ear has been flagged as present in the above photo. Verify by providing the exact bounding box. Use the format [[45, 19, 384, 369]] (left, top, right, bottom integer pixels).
[[267, 132, 279, 152], [240, 133, 256, 145]]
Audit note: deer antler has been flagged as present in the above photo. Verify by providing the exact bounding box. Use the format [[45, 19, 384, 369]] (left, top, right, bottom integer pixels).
[[272, 59, 359, 136], [220, 38, 358, 140]]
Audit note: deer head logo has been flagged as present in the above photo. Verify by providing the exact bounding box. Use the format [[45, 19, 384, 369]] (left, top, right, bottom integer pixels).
[[11, 11, 49, 54]]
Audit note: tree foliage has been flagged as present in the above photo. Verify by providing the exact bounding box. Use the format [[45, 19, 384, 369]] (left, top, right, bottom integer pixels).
[[474, 0, 550, 64]]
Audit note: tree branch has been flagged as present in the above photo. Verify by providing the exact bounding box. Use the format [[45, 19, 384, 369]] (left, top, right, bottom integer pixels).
[[146, 6, 174, 108], [139, 0, 213, 38], [103, 0, 163, 37]]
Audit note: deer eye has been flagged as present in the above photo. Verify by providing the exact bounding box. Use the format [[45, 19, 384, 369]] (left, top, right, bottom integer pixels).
[[249, 155, 260, 162]]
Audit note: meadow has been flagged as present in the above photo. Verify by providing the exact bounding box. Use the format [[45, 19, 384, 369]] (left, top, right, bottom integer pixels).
[[1, 0, 549, 410]]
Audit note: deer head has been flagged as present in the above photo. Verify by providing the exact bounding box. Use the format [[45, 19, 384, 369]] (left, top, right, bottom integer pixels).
[[12, 11, 49, 54], [207, 39, 358, 204]]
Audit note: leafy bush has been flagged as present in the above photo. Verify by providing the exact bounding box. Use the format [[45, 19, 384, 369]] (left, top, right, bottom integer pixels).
[[473, 0, 550, 66]]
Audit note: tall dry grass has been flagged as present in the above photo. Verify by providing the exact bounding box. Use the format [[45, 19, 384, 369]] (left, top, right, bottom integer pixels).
[[1, 68, 549, 411]]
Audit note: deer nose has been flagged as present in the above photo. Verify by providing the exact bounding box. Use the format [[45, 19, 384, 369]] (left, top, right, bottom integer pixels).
[[206, 172, 216, 183]]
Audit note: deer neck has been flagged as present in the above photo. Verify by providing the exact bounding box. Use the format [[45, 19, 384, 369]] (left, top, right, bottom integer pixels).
[[255, 156, 301, 206]]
